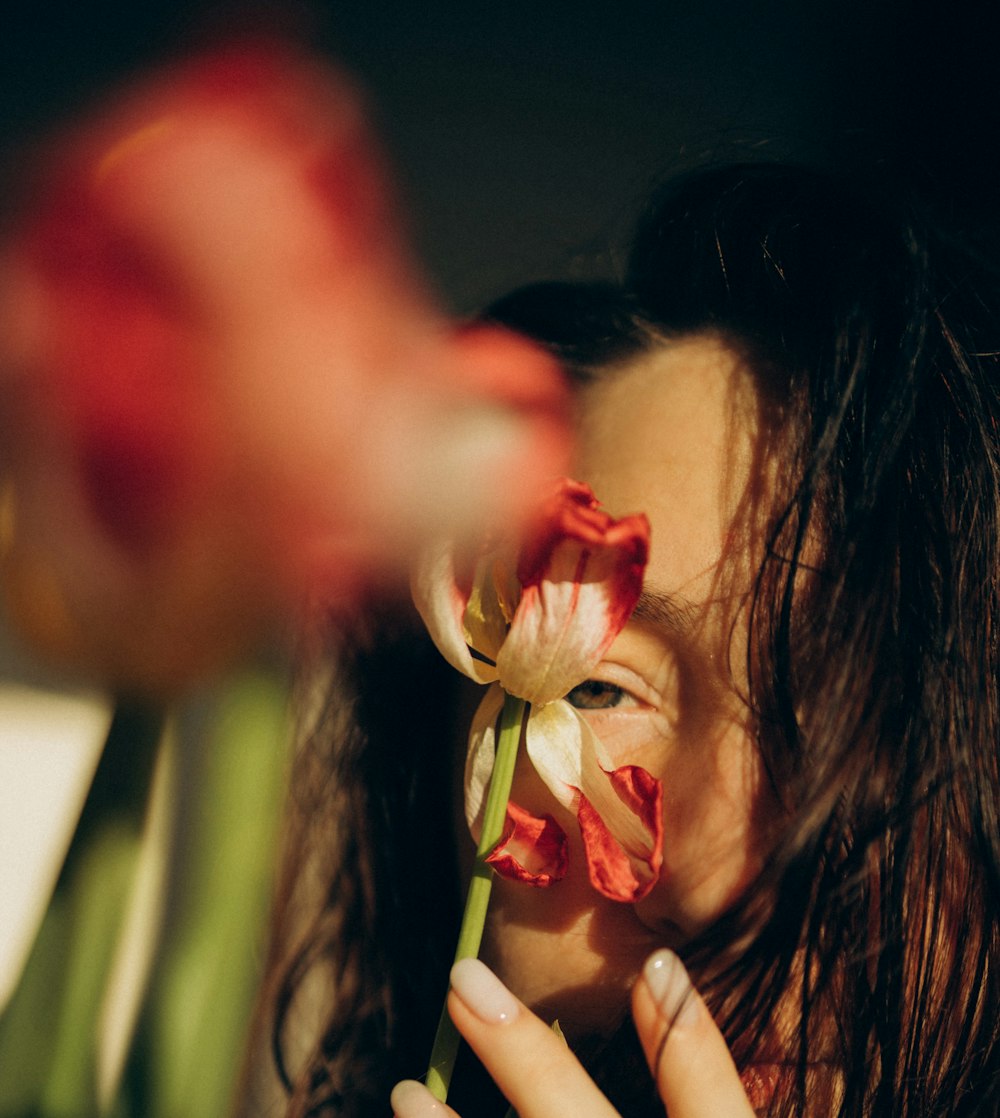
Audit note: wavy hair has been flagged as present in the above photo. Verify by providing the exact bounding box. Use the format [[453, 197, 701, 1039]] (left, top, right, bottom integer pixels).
[[621, 164, 1000, 1116]]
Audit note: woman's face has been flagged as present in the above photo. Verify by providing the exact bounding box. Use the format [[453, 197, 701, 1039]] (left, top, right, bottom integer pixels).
[[481, 334, 780, 1037]]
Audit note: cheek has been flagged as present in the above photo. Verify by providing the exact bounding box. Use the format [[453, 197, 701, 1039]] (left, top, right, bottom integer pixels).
[[636, 720, 770, 939]]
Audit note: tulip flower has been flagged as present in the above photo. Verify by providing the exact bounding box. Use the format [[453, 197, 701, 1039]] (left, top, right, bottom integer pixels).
[[413, 478, 662, 904], [0, 37, 570, 692]]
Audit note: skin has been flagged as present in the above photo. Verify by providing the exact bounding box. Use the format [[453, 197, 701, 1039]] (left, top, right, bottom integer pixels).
[[392, 335, 773, 1115]]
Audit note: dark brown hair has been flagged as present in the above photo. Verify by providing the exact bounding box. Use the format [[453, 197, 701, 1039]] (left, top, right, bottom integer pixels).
[[623, 164, 1000, 1116]]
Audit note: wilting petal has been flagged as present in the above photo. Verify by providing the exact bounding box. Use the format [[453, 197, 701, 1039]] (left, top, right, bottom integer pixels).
[[526, 700, 663, 903], [577, 765, 663, 902], [497, 479, 649, 705], [464, 684, 507, 839], [485, 801, 568, 887], [412, 544, 501, 685]]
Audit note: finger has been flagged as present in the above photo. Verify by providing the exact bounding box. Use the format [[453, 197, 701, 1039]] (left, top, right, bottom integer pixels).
[[390, 1078, 461, 1117], [631, 949, 755, 1118], [446, 957, 620, 1118]]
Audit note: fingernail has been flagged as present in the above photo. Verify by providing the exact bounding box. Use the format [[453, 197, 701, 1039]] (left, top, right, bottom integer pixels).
[[390, 1079, 446, 1117], [449, 957, 520, 1025], [641, 949, 699, 1028]]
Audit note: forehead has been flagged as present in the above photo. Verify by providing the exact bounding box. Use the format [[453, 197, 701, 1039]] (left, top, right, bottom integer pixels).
[[573, 334, 764, 606]]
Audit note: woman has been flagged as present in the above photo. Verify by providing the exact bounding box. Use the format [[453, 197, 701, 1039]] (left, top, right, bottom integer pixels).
[[253, 163, 1000, 1117]]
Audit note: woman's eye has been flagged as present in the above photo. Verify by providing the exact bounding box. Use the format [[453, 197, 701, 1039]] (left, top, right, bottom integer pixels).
[[564, 680, 634, 710]]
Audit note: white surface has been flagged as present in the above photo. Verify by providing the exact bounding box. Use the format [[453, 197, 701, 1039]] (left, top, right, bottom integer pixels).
[[0, 684, 112, 1010]]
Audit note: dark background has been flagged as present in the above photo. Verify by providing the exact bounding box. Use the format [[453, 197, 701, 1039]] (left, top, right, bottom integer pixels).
[[3, 1, 999, 313]]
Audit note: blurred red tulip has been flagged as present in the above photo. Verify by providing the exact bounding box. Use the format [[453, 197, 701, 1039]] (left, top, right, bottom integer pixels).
[[0, 39, 570, 692]]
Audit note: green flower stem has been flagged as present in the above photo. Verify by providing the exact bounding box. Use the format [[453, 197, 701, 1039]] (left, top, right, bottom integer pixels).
[[425, 691, 528, 1101]]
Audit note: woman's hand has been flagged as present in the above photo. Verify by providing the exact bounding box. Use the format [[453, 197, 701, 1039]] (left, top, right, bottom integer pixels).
[[390, 953, 756, 1117]]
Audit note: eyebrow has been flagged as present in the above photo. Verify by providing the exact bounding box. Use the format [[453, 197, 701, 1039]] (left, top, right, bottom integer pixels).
[[630, 585, 701, 634]]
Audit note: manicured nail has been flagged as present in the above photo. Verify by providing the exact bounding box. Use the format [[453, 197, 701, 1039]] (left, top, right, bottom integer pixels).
[[390, 1079, 446, 1117], [641, 949, 699, 1029], [449, 957, 520, 1024]]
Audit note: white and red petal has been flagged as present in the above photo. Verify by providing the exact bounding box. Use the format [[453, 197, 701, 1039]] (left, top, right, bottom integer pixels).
[[497, 479, 649, 705], [577, 764, 663, 902], [485, 801, 569, 887], [526, 700, 663, 903]]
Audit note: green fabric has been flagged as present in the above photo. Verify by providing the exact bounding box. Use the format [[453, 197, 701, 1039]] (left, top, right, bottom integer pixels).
[[0, 669, 290, 1118]]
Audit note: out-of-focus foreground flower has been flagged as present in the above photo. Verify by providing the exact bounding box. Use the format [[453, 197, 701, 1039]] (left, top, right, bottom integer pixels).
[[0, 38, 570, 692], [413, 478, 663, 904]]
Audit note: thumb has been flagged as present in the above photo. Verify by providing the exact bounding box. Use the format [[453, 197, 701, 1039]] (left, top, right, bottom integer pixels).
[[631, 950, 756, 1118]]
